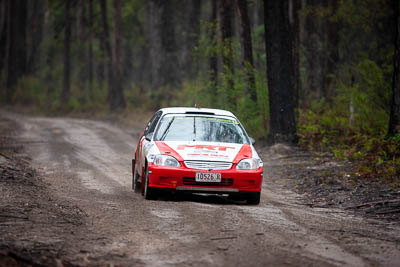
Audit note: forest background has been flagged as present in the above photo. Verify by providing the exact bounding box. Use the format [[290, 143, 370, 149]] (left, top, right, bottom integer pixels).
[[1, 0, 400, 184]]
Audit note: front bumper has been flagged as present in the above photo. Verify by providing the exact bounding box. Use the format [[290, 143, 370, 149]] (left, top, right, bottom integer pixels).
[[147, 163, 263, 193]]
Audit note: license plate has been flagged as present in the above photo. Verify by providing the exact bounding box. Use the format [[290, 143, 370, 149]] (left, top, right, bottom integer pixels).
[[195, 172, 221, 182]]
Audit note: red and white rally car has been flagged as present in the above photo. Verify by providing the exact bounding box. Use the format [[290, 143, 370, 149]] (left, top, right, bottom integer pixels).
[[132, 107, 263, 204]]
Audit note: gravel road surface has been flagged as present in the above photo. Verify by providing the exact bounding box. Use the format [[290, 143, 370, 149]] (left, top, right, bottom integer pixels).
[[2, 112, 400, 266]]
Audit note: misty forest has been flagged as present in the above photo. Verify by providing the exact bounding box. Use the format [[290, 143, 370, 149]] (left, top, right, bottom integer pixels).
[[1, 0, 400, 183]]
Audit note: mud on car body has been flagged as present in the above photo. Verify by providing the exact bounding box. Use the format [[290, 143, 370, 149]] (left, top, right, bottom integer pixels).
[[132, 107, 263, 204]]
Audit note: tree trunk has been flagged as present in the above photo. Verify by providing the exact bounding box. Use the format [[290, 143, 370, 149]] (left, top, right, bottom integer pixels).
[[325, 0, 339, 100], [61, 0, 71, 103], [0, 0, 8, 74], [26, 0, 44, 75], [148, 0, 163, 93], [77, 0, 87, 98], [16, 0, 27, 77], [113, 0, 125, 106], [6, 0, 27, 102], [100, 0, 125, 111], [113, 0, 123, 77], [182, 0, 201, 80], [5, 0, 16, 102], [148, 0, 180, 106], [76, 0, 84, 40], [209, 0, 218, 88], [236, 0, 257, 103], [289, 0, 300, 110], [218, 0, 234, 105], [218, 0, 234, 73], [88, 0, 94, 100], [264, 0, 297, 143], [388, 0, 400, 136], [160, 0, 180, 91], [303, 0, 325, 100], [249, 0, 263, 28]]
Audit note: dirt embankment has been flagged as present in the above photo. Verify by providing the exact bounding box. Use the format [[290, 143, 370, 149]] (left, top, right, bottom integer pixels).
[[261, 144, 400, 222], [0, 117, 87, 266]]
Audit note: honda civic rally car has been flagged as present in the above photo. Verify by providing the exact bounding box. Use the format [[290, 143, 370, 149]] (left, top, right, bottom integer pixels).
[[132, 107, 263, 204]]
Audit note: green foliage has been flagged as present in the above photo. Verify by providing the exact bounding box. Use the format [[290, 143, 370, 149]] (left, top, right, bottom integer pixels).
[[335, 0, 393, 65], [13, 76, 47, 106], [298, 90, 399, 185], [183, 20, 269, 139], [298, 35, 397, 184], [173, 67, 268, 139], [251, 25, 267, 69]]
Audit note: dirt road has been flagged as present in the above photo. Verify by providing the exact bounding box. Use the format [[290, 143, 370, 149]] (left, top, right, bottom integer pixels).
[[2, 112, 400, 266]]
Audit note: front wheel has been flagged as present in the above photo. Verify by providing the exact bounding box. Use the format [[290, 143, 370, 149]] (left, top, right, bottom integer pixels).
[[133, 171, 141, 193], [132, 159, 141, 192], [144, 168, 156, 200], [246, 192, 260, 205]]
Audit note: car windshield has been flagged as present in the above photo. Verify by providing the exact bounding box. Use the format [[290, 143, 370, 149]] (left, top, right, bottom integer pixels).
[[153, 115, 249, 144]]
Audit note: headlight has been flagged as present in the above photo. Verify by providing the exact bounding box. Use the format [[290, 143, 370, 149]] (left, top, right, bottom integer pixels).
[[236, 158, 263, 170], [153, 155, 180, 167]]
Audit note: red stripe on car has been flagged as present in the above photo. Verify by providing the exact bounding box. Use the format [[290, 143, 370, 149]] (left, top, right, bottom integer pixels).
[[233, 144, 252, 163], [155, 141, 184, 161], [177, 144, 235, 151]]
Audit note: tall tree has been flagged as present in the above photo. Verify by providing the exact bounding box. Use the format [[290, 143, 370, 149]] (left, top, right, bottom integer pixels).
[[61, 0, 71, 103], [325, 0, 339, 100], [303, 0, 325, 100], [100, 0, 125, 111], [0, 0, 8, 74], [88, 0, 94, 100], [209, 0, 218, 88], [182, 0, 201, 80], [264, 0, 297, 143], [388, 0, 400, 136], [289, 0, 300, 110], [148, 0, 180, 105], [27, 0, 45, 75], [113, 0, 124, 101], [218, 0, 234, 105], [148, 0, 163, 93], [160, 0, 180, 91], [236, 0, 256, 103], [6, 0, 27, 102], [76, 0, 87, 97]]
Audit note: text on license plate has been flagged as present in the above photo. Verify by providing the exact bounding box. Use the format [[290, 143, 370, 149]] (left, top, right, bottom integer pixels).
[[195, 172, 221, 182]]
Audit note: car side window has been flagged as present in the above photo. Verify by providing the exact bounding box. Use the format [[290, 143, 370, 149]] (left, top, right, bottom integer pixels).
[[145, 111, 162, 137]]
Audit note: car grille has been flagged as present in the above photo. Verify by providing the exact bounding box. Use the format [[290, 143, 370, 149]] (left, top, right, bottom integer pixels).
[[184, 160, 232, 170], [183, 177, 234, 187]]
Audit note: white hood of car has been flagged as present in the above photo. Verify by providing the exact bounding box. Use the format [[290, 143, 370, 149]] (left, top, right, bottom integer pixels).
[[163, 141, 245, 162]]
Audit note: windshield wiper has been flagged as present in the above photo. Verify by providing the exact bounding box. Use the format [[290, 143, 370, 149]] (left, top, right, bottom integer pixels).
[[160, 117, 175, 141], [193, 116, 196, 141]]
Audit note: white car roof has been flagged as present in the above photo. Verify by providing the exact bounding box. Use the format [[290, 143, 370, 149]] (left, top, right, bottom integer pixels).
[[158, 107, 237, 118]]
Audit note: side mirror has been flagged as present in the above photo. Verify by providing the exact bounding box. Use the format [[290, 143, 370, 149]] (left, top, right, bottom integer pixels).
[[145, 132, 153, 141], [249, 137, 256, 145]]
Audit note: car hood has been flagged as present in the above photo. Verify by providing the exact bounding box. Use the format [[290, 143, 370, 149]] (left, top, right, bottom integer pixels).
[[155, 141, 252, 163]]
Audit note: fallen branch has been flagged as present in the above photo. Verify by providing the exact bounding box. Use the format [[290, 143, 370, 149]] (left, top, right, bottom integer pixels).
[[210, 236, 237, 241], [0, 152, 11, 160], [374, 208, 400, 215], [0, 215, 29, 220], [345, 199, 400, 209]]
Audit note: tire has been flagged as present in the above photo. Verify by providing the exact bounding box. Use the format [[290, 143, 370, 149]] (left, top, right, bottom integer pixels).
[[131, 159, 136, 191], [143, 168, 156, 200], [133, 170, 141, 193], [132, 159, 141, 192], [246, 192, 260, 205]]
